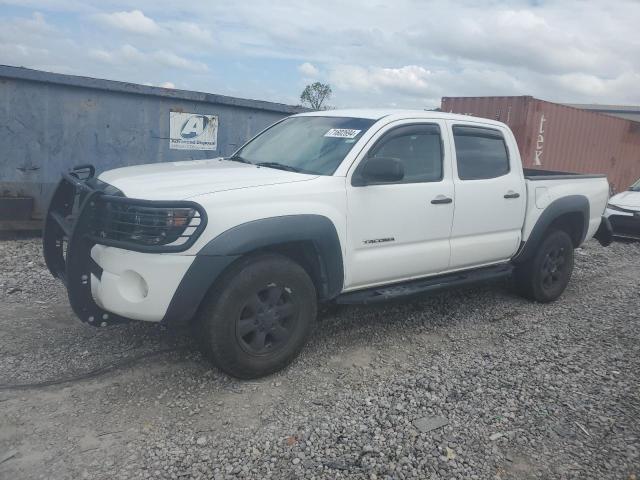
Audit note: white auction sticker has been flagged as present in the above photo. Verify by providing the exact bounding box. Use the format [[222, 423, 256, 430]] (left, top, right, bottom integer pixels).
[[170, 112, 218, 150], [324, 128, 361, 139]]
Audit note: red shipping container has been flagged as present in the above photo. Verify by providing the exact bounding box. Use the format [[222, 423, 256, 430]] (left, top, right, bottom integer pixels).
[[441, 96, 640, 192]]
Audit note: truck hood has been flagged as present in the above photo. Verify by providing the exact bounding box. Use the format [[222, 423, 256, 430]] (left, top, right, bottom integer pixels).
[[98, 159, 318, 200], [609, 190, 640, 210]]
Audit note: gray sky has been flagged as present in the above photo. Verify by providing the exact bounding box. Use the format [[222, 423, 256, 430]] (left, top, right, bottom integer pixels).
[[1, 0, 639, 108]]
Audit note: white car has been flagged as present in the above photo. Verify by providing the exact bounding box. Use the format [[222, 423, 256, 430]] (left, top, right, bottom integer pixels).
[[43, 109, 613, 378], [605, 178, 640, 239]]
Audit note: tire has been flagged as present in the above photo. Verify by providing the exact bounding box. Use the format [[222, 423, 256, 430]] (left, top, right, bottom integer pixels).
[[196, 253, 317, 379], [514, 229, 574, 303]]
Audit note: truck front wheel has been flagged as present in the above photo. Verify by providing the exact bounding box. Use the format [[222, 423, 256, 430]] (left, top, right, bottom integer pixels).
[[196, 253, 317, 379], [514, 230, 575, 303]]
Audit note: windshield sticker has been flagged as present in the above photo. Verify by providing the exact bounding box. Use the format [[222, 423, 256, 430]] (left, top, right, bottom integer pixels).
[[324, 128, 362, 139]]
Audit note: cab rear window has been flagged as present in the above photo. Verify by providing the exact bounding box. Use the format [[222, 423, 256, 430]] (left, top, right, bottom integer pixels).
[[453, 126, 510, 180]]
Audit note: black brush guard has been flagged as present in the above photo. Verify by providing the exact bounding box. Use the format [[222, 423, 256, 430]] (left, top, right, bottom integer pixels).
[[43, 165, 207, 327]]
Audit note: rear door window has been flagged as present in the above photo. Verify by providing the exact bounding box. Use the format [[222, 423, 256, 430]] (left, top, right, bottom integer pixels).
[[453, 126, 510, 180]]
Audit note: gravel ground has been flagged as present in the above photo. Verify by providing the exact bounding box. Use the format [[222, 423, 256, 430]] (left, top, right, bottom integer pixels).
[[1, 237, 639, 480]]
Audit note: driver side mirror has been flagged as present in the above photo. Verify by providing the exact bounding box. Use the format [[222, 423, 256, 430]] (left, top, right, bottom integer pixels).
[[353, 156, 404, 186]]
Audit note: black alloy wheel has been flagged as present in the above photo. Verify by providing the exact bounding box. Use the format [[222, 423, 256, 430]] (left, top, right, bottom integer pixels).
[[236, 284, 298, 356], [540, 245, 567, 293], [514, 229, 574, 303], [196, 253, 317, 379]]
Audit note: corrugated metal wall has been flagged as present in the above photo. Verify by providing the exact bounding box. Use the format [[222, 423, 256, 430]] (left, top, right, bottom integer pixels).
[[441, 96, 640, 192], [0, 66, 304, 219]]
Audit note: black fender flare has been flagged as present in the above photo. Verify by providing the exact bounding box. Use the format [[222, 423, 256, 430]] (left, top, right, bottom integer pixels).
[[513, 195, 589, 264], [162, 214, 344, 326]]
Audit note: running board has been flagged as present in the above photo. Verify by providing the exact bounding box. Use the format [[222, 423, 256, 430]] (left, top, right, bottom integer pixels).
[[336, 264, 513, 305]]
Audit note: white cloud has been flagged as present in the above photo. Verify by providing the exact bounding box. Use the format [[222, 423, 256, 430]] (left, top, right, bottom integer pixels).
[[93, 9, 161, 35], [87, 48, 112, 63], [160, 81, 175, 89], [166, 21, 214, 46], [0, 10, 55, 37], [23, 12, 54, 33], [153, 51, 208, 72], [544, 72, 640, 104], [407, 8, 618, 77], [331, 65, 431, 97], [298, 62, 319, 77], [92, 10, 215, 48], [89, 45, 207, 72], [0, 42, 49, 60], [89, 44, 144, 64]]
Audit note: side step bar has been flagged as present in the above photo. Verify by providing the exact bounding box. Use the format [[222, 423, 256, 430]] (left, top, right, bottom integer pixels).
[[336, 263, 513, 305]]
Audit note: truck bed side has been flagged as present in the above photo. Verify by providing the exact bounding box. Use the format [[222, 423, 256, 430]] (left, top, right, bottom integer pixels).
[[521, 173, 609, 245]]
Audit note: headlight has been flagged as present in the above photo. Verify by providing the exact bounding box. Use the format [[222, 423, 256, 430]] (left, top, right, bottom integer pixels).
[[125, 206, 195, 245], [93, 197, 207, 252]]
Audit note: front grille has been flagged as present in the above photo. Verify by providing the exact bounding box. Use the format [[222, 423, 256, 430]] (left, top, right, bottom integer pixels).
[[88, 196, 207, 252], [95, 200, 201, 247]]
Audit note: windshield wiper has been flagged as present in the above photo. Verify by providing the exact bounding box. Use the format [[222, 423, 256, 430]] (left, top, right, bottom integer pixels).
[[227, 155, 252, 164], [255, 162, 305, 173]]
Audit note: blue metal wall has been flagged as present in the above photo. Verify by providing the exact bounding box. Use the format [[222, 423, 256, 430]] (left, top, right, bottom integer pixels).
[[0, 65, 304, 219]]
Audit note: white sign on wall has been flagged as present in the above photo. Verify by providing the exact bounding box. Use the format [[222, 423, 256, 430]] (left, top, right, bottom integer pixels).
[[169, 112, 218, 150]]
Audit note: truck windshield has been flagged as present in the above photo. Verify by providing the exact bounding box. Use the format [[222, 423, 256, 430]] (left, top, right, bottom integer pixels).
[[630, 178, 640, 191], [231, 116, 375, 175]]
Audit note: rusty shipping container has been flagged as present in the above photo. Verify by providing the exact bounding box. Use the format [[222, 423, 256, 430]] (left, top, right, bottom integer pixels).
[[441, 96, 640, 192]]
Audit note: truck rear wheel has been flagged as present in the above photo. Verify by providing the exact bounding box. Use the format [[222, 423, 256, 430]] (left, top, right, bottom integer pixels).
[[196, 253, 317, 379], [514, 230, 574, 303]]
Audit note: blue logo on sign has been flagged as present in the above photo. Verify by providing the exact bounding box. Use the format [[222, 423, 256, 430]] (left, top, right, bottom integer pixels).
[[180, 115, 209, 139]]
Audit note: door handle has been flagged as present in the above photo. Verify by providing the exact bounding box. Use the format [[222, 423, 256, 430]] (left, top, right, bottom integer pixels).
[[504, 191, 520, 199], [431, 195, 453, 205]]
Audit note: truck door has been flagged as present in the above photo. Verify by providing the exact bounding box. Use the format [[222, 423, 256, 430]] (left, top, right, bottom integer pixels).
[[447, 122, 526, 269], [344, 120, 454, 289]]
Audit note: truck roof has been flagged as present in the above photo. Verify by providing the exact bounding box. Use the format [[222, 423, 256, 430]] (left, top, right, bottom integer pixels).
[[294, 108, 507, 127]]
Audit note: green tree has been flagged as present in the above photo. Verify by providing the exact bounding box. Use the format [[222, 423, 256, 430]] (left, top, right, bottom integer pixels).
[[300, 82, 332, 110]]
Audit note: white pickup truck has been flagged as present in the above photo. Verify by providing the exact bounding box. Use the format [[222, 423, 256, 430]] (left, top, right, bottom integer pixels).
[[44, 110, 613, 378]]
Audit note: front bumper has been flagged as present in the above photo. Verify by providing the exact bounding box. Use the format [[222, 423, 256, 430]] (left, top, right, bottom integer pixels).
[[43, 165, 205, 326], [605, 206, 640, 240], [90, 245, 194, 322]]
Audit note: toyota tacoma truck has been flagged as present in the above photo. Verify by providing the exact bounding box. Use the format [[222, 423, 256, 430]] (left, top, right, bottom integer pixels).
[[43, 110, 613, 378]]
